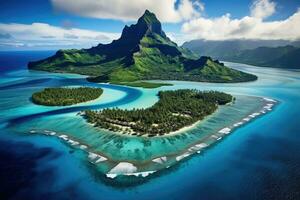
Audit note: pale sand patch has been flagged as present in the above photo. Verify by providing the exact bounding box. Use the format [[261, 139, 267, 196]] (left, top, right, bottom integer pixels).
[[152, 156, 167, 164], [211, 135, 219, 139], [95, 156, 107, 163], [80, 145, 88, 150], [166, 120, 202, 136], [88, 152, 98, 160], [188, 143, 207, 152], [106, 162, 137, 178], [88, 152, 107, 163]]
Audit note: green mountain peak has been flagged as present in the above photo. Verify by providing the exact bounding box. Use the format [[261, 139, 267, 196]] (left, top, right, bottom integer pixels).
[[28, 10, 257, 84], [139, 10, 159, 24]]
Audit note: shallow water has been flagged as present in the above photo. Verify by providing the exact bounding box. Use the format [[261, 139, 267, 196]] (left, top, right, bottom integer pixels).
[[0, 51, 300, 200]]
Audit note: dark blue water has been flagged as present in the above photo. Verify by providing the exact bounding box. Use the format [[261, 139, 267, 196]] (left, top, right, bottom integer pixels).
[[0, 51, 55, 74], [0, 51, 300, 200]]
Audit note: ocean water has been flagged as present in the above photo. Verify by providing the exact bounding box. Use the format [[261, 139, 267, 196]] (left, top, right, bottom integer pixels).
[[0, 51, 300, 200]]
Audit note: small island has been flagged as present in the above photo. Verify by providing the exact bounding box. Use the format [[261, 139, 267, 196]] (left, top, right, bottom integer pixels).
[[85, 89, 232, 136], [32, 87, 103, 106]]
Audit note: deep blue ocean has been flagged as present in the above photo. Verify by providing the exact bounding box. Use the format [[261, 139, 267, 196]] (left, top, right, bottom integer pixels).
[[0, 51, 300, 200]]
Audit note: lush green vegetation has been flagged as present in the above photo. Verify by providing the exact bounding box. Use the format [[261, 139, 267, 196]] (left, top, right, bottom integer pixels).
[[227, 46, 300, 69], [183, 40, 300, 69], [111, 81, 173, 88], [32, 87, 103, 106], [84, 90, 232, 136], [28, 10, 257, 83]]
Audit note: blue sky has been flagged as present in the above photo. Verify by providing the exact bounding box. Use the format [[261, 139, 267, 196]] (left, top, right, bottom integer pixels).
[[0, 0, 300, 50]]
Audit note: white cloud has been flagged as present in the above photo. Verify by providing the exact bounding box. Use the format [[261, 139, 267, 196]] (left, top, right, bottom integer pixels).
[[182, 0, 300, 41], [0, 23, 120, 49], [51, 0, 202, 23], [251, 0, 276, 19], [166, 32, 189, 46]]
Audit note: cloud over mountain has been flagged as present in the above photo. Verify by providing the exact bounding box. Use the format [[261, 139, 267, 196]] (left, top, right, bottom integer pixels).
[[182, 0, 300, 41], [0, 23, 119, 49], [51, 0, 202, 23], [251, 0, 276, 19]]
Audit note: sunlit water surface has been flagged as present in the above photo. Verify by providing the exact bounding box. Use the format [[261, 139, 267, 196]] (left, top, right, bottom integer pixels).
[[0, 51, 299, 200]]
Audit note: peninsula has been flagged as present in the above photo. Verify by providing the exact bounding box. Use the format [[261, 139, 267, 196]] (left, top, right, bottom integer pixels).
[[28, 10, 257, 86], [84, 89, 233, 137]]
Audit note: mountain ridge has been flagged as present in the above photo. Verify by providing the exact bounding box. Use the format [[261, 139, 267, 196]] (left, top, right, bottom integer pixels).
[[183, 39, 300, 69], [229, 45, 300, 69], [28, 10, 257, 83]]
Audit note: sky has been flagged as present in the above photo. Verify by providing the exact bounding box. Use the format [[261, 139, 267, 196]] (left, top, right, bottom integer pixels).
[[0, 0, 300, 50]]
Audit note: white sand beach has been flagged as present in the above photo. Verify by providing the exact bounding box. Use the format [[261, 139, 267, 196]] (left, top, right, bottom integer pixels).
[[106, 162, 138, 178]]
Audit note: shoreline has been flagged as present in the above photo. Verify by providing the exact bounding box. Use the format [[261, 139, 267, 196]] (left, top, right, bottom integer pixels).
[[82, 95, 236, 138], [32, 87, 103, 107], [27, 96, 278, 180], [164, 117, 204, 136], [84, 116, 206, 138]]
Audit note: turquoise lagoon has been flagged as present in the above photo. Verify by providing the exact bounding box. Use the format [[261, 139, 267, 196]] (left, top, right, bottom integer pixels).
[[2, 64, 277, 181], [0, 51, 299, 199]]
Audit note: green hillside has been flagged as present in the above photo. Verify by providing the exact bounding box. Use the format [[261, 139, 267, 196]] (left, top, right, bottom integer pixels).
[[230, 46, 300, 69], [28, 10, 257, 83], [183, 40, 300, 69]]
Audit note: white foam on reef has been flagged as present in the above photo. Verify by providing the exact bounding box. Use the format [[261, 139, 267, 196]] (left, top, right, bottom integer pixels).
[[263, 103, 274, 112], [106, 174, 117, 178], [188, 143, 207, 152], [126, 171, 156, 177], [172, 97, 276, 165], [243, 117, 250, 122], [188, 146, 199, 152], [88, 152, 98, 160], [33, 97, 277, 179], [171, 97, 278, 167], [67, 139, 79, 146], [264, 98, 276, 102], [152, 156, 167, 164], [176, 152, 191, 161], [49, 131, 56, 136], [41, 130, 57, 136], [59, 134, 68, 141], [218, 127, 231, 134], [233, 122, 244, 127], [106, 170, 156, 179], [249, 112, 260, 118], [35, 130, 111, 167], [195, 143, 208, 148]]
